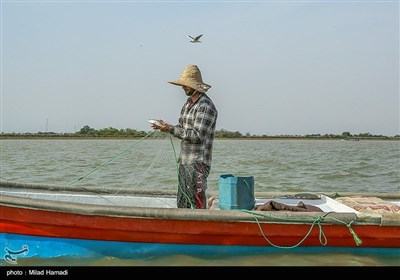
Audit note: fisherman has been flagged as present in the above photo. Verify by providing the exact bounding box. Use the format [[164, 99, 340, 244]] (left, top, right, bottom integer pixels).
[[150, 65, 218, 209]]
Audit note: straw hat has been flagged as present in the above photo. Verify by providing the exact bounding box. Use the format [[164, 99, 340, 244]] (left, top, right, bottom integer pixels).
[[168, 64, 211, 93]]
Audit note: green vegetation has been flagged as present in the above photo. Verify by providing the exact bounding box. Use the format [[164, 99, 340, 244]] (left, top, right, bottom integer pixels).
[[1, 126, 399, 140]]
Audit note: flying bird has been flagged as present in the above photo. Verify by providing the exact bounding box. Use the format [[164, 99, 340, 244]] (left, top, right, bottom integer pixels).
[[187, 34, 203, 43]]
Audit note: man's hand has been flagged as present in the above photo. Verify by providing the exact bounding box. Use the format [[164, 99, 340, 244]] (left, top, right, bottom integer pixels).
[[158, 120, 171, 133]]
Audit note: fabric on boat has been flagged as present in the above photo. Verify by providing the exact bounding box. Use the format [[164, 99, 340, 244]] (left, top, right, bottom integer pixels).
[[253, 200, 323, 212], [335, 196, 400, 215]]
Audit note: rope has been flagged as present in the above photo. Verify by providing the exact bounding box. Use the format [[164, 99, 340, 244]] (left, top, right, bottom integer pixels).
[[323, 214, 363, 246], [241, 210, 362, 248], [68, 130, 157, 186], [247, 211, 326, 248], [126, 133, 171, 191]]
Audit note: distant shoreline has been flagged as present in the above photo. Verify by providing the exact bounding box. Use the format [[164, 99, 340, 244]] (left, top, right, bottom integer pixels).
[[1, 136, 398, 141]]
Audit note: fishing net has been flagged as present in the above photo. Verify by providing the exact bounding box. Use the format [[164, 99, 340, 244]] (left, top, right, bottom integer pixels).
[[0, 128, 216, 209], [65, 130, 207, 209]]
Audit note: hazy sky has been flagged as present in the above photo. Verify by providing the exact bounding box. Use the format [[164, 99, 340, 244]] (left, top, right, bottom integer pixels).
[[1, 0, 399, 136]]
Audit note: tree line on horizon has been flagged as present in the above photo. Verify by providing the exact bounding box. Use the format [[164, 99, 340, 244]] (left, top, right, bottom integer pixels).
[[1, 125, 398, 139]]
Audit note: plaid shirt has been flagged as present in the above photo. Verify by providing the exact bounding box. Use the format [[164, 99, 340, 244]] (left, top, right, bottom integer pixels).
[[170, 93, 218, 167]]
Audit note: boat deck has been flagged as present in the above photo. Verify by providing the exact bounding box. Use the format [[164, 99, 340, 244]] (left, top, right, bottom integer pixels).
[[0, 186, 363, 213], [1, 180, 399, 216]]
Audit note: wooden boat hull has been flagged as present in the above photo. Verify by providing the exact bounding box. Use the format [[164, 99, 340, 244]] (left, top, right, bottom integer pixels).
[[1, 181, 400, 261], [2, 203, 400, 247]]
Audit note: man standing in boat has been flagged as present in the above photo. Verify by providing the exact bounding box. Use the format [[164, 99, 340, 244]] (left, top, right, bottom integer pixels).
[[150, 64, 218, 209]]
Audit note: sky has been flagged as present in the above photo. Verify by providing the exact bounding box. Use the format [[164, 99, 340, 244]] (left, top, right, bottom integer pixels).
[[1, 0, 399, 136]]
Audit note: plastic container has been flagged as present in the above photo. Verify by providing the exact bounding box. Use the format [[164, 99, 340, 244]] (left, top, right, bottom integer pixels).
[[218, 174, 255, 210]]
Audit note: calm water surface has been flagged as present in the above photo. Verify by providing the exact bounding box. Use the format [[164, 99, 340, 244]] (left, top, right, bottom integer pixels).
[[1, 138, 399, 266]]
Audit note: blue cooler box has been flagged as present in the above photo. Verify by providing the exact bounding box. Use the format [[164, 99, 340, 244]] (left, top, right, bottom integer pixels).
[[218, 174, 255, 210]]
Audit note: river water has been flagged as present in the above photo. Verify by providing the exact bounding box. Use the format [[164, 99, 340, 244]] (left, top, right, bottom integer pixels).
[[1, 137, 399, 266]]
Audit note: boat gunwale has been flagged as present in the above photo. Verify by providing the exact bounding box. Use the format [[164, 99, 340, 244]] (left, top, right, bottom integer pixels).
[[1, 193, 389, 226], [1, 180, 399, 226]]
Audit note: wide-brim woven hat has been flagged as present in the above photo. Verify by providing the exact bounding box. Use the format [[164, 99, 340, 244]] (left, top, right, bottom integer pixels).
[[168, 64, 211, 93]]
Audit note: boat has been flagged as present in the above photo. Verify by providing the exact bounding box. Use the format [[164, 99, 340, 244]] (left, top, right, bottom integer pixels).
[[1, 180, 399, 264]]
